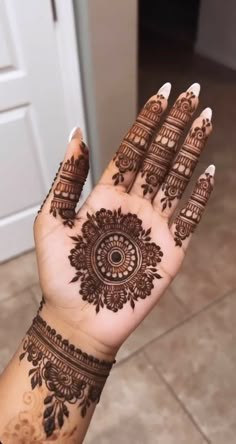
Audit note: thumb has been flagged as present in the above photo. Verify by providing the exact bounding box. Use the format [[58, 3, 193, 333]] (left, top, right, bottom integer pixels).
[[37, 127, 89, 228]]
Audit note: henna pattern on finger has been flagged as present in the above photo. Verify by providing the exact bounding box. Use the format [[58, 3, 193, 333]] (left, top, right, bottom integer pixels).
[[112, 95, 166, 185], [140, 91, 197, 196], [19, 315, 113, 438], [68, 208, 163, 313], [174, 172, 213, 246], [50, 142, 89, 228], [38, 162, 62, 214], [161, 118, 211, 211]]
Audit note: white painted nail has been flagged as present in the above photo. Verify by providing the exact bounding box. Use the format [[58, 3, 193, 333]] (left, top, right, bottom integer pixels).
[[68, 127, 78, 142], [187, 82, 201, 97], [201, 107, 212, 120], [157, 82, 172, 99], [205, 164, 215, 176]]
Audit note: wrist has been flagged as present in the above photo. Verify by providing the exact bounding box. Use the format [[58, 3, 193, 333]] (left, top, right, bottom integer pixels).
[[39, 300, 117, 363]]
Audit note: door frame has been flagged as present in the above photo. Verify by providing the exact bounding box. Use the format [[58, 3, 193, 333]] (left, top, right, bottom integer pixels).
[[50, 0, 92, 196]]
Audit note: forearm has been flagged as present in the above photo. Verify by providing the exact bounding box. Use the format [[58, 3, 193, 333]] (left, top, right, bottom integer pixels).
[[0, 305, 114, 444]]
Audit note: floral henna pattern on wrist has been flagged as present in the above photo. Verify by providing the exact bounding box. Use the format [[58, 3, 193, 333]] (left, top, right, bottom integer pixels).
[[174, 171, 213, 246], [68, 208, 163, 313], [140, 91, 197, 196], [161, 117, 211, 211], [50, 142, 89, 228], [112, 95, 165, 185], [19, 315, 114, 438]]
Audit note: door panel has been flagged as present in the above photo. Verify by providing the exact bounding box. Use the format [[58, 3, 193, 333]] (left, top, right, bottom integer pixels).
[[0, 0, 89, 262]]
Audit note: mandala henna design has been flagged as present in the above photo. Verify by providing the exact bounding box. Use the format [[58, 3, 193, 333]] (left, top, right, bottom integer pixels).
[[19, 315, 113, 438], [174, 172, 213, 246], [161, 118, 211, 211], [112, 95, 165, 185], [68, 208, 163, 313], [140, 91, 197, 196], [50, 142, 89, 228]]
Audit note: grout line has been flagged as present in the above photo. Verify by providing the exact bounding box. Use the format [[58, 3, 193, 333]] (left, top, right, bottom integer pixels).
[[144, 350, 211, 444], [116, 287, 236, 368]]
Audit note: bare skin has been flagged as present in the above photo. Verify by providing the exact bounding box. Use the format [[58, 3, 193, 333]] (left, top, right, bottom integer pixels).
[[0, 82, 215, 443]]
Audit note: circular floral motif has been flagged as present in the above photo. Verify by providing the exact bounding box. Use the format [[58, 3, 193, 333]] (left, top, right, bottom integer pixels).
[[69, 208, 163, 312], [43, 362, 86, 402]]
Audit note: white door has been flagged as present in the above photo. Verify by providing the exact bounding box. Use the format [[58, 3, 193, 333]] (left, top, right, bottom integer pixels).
[[0, 0, 91, 262]]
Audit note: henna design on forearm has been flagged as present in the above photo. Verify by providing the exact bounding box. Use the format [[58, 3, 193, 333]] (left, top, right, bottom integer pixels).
[[50, 142, 89, 228], [140, 91, 197, 196], [19, 315, 113, 438], [174, 171, 213, 246], [68, 208, 163, 313], [161, 118, 211, 211], [112, 95, 166, 185]]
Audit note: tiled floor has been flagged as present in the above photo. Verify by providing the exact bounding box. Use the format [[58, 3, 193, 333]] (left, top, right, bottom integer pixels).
[[1, 40, 236, 443]]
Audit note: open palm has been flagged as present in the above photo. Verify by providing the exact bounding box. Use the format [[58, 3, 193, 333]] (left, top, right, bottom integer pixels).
[[34, 83, 214, 354]]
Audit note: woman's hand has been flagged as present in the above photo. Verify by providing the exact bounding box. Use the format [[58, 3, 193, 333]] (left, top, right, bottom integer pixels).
[[34, 82, 214, 359]]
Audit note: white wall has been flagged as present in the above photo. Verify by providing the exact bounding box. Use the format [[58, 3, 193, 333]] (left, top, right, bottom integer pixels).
[[195, 0, 236, 70], [74, 0, 138, 183]]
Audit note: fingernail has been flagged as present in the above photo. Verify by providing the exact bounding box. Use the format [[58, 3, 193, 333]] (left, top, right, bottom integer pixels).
[[201, 107, 212, 120], [157, 82, 172, 99], [187, 82, 201, 97], [68, 127, 82, 142], [205, 164, 215, 176]]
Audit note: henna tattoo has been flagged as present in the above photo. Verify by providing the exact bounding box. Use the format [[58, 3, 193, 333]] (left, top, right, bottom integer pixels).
[[19, 315, 113, 438], [1, 390, 78, 443], [140, 91, 197, 196], [174, 172, 213, 246], [50, 142, 89, 228], [68, 208, 163, 313], [161, 118, 211, 211], [38, 162, 62, 214], [112, 95, 166, 185]]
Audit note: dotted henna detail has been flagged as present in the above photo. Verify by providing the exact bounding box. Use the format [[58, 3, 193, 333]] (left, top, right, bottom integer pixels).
[[112, 95, 165, 185], [68, 208, 163, 313], [174, 172, 213, 246], [140, 91, 197, 196], [161, 118, 211, 211], [19, 315, 113, 438], [50, 145, 89, 228]]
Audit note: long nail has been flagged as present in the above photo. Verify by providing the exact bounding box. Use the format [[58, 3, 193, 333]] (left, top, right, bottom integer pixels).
[[68, 127, 82, 142], [187, 82, 201, 97], [205, 164, 215, 176], [157, 82, 172, 99], [201, 107, 212, 121]]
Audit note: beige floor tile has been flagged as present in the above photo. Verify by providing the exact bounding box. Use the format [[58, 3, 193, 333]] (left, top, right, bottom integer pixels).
[[0, 289, 38, 373], [85, 352, 207, 444], [117, 288, 187, 362], [0, 250, 39, 302], [145, 291, 236, 444]]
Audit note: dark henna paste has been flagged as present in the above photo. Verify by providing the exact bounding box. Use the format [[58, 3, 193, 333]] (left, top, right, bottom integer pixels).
[[174, 172, 213, 246], [161, 118, 211, 211], [112, 95, 166, 185], [140, 91, 197, 196], [19, 315, 113, 438], [68, 208, 163, 313]]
